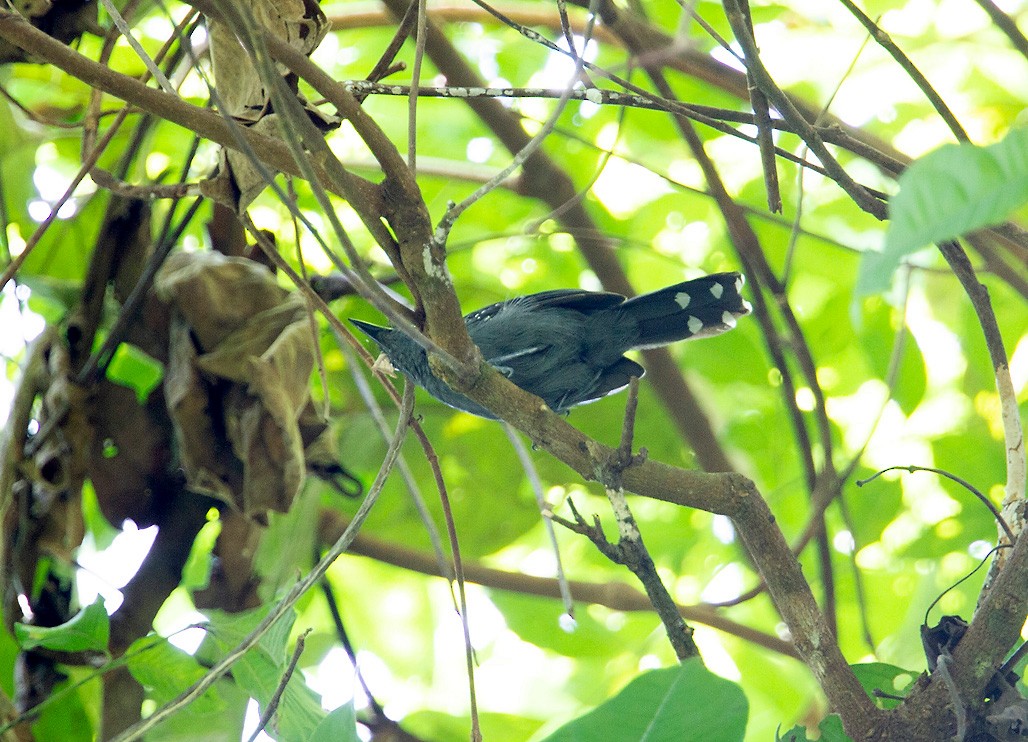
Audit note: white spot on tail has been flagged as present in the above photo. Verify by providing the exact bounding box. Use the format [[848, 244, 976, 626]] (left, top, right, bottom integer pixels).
[[687, 316, 703, 334], [741, 299, 753, 313], [735, 275, 745, 292], [722, 311, 737, 328], [675, 292, 691, 309], [710, 282, 724, 299]]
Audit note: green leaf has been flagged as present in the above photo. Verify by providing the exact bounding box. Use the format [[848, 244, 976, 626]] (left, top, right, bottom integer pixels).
[[81, 480, 120, 551], [542, 660, 748, 742], [858, 127, 1028, 294], [126, 636, 207, 704], [126, 635, 249, 741], [105, 342, 165, 403], [404, 710, 544, 741], [180, 515, 221, 591], [309, 703, 359, 742], [202, 606, 327, 741], [30, 667, 99, 742], [778, 714, 849, 741], [15, 598, 110, 653], [850, 662, 916, 709]]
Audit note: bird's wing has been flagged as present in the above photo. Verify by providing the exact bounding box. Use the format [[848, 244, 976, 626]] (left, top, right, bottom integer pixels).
[[586, 357, 646, 401], [488, 345, 547, 369], [465, 289, 626, 323]]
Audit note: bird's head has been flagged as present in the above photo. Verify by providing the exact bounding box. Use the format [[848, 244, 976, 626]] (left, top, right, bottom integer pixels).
[[349, 319, 426, 380]]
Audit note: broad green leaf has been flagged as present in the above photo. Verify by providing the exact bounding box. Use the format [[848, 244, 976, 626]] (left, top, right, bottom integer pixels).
[[850, 663, 917, 709], [180, 516, 221, 591], [126, 636, 207, 705], [404, 710, 545, 741], [542, 661, 748, 742], [778, 714, 849, 741], [202, 606, 326, 741], [490, 591, 653, 661], [858, 127, 1028, 294], [15, 598, 109, 653], [309, 702, 359, 742], [30, 667, 98, 742], [81, 480, 120, 551], [105, 342, 165, 403], [127, 636, 249, 741]]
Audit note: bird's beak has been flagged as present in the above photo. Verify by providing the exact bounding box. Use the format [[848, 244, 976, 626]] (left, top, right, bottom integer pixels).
[[349, 318, 388, 344], [349, 319, 397, 375]]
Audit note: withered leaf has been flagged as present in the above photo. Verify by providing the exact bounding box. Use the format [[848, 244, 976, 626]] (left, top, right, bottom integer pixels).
[[206, 0, 338, 208], [157, 252, 327, 518]]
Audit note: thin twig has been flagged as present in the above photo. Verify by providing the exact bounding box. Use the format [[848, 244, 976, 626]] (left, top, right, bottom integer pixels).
[[408, 0, 428, 172], [361, 0, 419, 95], [316, 566, 386, 720], [972, 0, 1028, 60], [675, 0, 741, 61], [98, 0, 176, 94], [619, 377, 641, 458], [857, 465, 1015, 545], [406, 421, 481, 741], [336, 330, 451, 578], [721, 0, 887, 218], [734, 0, 780, 212], [836, 0, 968, 141], [431, 0, 602, 247], [784, 24, 875, 285], [320, 508, 800, 657], [504, 424, 575, 620], [0, 117, 123, 292], [245, 629, 311, 742], [523, 69, 632, 233]]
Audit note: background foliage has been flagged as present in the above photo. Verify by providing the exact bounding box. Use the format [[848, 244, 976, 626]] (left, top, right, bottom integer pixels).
[[0, 0, 1025, 740]]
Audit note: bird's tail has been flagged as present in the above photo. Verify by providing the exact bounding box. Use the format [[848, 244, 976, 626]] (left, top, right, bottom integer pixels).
[[623, 272, 751, 349]]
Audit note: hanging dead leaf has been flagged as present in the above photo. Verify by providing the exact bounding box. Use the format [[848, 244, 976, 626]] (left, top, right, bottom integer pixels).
[[157, 251, 328, 518], [205, 0, 339, 208]]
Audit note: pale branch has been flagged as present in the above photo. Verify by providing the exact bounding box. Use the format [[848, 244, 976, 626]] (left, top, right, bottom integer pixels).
[[504, 424, 575, 619], [572, 379, 699, 660], [342, 81, 892, 198], [937, 242, 1026, 561]]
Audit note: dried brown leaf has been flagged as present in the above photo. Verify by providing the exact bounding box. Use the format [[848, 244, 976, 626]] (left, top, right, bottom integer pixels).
[[157, 252, 326, 518]]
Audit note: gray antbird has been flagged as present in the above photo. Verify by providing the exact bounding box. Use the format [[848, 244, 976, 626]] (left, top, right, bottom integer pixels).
[[351, 272, 751, 419]]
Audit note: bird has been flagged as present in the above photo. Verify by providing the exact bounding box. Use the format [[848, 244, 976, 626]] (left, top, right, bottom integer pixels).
[[351, 272, 751, 420]]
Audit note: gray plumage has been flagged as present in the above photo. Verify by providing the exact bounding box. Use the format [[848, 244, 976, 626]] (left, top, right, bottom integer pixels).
[[351, 272, 751, 419]]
